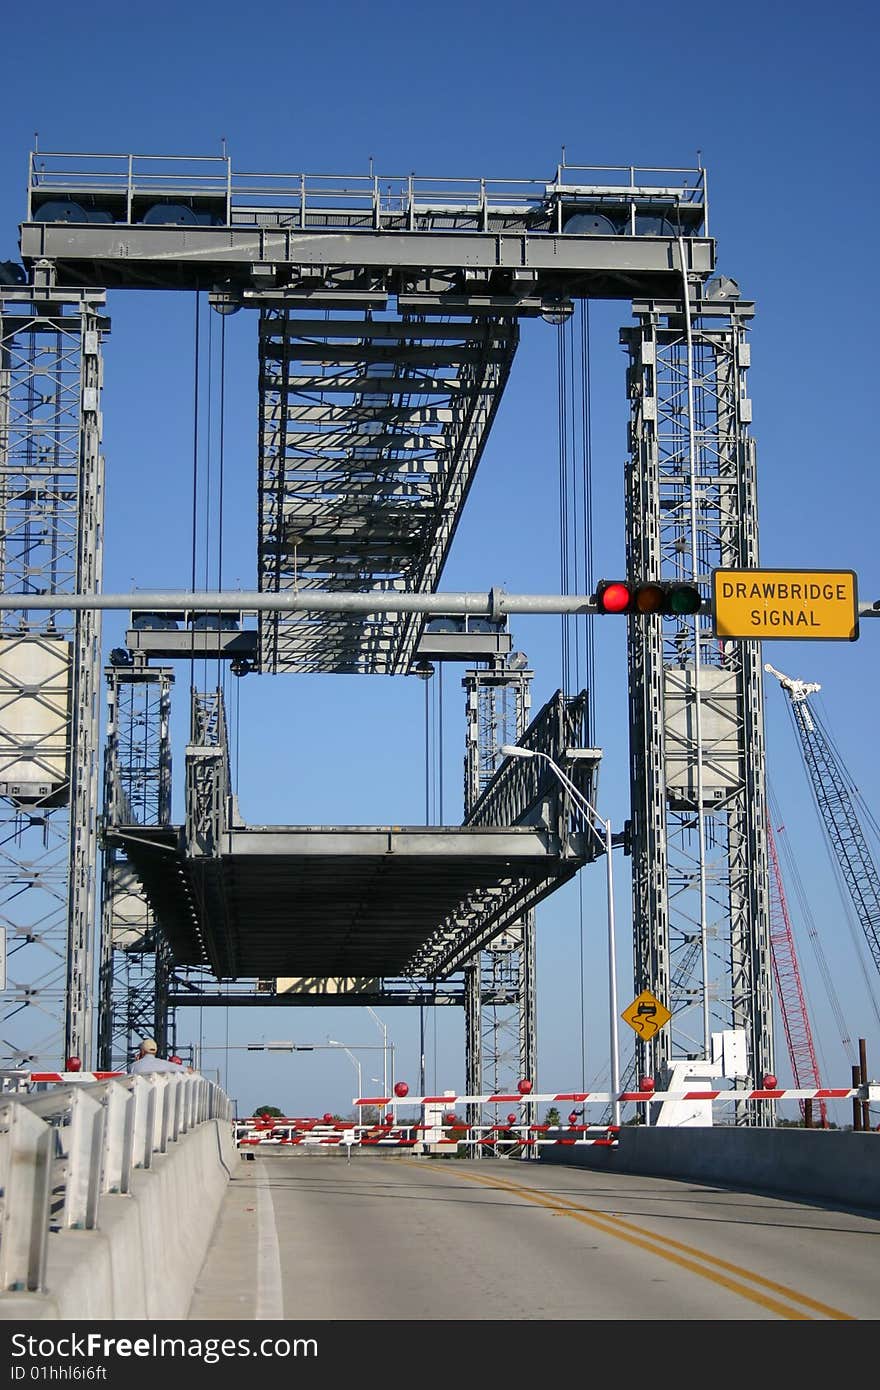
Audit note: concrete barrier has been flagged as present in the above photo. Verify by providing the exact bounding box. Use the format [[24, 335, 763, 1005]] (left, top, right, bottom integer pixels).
[[0, 1118, 236, 1320], [539, 1125, 880, 1210]]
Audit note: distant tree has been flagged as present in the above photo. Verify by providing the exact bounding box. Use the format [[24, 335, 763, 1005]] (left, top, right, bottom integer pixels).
[[544, 1106, 561, 1128], [252, 1104, 283, 1118]]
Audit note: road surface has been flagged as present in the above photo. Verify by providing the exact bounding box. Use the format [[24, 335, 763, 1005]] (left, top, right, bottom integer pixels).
[[188, 1153, 880, 1321]]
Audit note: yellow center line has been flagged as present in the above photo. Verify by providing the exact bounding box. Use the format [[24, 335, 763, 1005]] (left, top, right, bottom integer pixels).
[[416, 1162, 855, 1321]]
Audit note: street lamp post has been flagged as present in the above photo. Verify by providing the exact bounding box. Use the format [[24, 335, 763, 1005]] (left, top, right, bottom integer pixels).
[[328, 1040, 362, 1113], [366, 1006, 391, 1097], [500, 745, 621, 1126]]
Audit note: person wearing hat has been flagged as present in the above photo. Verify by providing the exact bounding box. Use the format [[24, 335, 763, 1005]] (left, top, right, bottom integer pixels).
[[130, 1038, 185, 1075]]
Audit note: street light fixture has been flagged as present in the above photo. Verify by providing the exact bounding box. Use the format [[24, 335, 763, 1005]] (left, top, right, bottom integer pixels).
[[500, 744, 622, 1125]]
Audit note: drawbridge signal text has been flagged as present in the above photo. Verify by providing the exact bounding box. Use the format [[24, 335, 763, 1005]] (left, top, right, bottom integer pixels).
[[712, 568, 858, 641]]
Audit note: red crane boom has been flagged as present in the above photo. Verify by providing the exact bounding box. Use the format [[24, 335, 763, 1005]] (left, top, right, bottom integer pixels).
[[767, 820, 827, 1127]]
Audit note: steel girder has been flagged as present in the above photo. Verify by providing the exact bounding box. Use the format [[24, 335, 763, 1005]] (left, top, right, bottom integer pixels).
[[19, 153, 712, 299], [257, 312, 519, 673], [0, 288, 106, 1067], [623, 291, 772, 1108]]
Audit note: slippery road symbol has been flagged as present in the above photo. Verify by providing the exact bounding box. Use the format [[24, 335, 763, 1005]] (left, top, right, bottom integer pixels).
[[621, 989, 672, 1041]]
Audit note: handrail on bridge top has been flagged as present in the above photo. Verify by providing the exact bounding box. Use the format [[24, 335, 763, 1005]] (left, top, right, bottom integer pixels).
[[0, 1070, 232, 1296], [25, 150, 708, 228]]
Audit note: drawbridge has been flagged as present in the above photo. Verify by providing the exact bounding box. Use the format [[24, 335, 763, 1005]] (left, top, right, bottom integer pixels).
[[1, 148, 775, 1116]]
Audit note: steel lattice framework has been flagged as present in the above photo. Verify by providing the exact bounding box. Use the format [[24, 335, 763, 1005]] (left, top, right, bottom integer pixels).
[[767, 821, 826, 1125], [258, 311, 519, 674], [0, 286, 106, 1066], [623, 290, 773, 1101], [462, 663, 534, 1140], [767, 668, 880, 977], [98, 662, 173, 1068]]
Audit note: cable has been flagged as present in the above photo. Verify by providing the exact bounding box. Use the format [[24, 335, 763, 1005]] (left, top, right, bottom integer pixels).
[[438, 664, 444, 824], [557, 321, 570, 691], [581, 302, 595, 707], [189, 294, 201, 699]]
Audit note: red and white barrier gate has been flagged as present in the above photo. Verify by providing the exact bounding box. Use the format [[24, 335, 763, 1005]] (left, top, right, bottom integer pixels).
[[233, 1117, 618, 1151], [355, 1085, 879, 1107]]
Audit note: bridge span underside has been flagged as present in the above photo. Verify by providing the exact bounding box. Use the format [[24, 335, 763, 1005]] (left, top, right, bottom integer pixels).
[[111, 823, 587, 980]]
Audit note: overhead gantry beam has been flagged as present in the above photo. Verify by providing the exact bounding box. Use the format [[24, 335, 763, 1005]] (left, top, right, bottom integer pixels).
[[20, 153, 713, 302]]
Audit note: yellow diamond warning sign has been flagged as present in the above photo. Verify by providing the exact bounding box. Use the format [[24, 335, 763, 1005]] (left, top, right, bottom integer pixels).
[[712, 569, 858, 641], [621, 989, 672, 1041]]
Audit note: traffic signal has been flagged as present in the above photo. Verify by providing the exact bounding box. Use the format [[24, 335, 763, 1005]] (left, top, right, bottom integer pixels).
[[594, 579, 703, 616]]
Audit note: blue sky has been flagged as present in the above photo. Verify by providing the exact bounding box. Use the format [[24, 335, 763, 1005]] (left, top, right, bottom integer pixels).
[[2, 0, 879, 1119]]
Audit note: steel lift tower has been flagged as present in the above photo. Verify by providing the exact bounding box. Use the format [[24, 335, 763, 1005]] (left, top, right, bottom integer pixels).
[[0, 278, 106, 1066], [99, 659, 174, 1066], [462, 659, 534, 1127], [624, 286, 772, 1095]]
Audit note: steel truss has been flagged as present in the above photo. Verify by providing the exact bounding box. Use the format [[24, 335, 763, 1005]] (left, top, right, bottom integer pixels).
[[0, 287, 106, 1066], [462, 681, 595, 1148], [623, 289, 772, 1107], [462, 664, 534, 1141], [98, 662, 173, 1068], [258, 311, 518, 674]]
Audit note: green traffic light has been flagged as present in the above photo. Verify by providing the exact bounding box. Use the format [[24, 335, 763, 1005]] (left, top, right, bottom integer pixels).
[[667, 585, 702, 615]]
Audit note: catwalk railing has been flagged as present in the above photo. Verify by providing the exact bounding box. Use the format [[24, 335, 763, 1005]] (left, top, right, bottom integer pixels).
[[0, 1072, 232, 1293]]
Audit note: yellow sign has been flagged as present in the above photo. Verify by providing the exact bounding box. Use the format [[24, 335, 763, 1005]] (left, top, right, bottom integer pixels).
[[621, 989, 672, 1041], [712, 569, 858, 641]]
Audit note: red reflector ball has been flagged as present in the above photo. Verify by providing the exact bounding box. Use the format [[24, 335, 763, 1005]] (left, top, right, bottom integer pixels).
[[507, 1113, 518, 1125], [393, 1081, 409, 1098], [598, 582, 631, 613], [323, 1112, 334, 1124], [444, 1112, 457, 1125], [517, 1078, 533, 1095], [639, 1075, 656, 1092], [568, 1111, 579, 1125], [65, 1056, 82, 1072], [762, 1075, 778, 1090]]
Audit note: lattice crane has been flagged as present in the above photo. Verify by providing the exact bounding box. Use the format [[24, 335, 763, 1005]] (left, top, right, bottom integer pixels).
[[765, 664, 880, 980], [766, 820, 827, 1125]]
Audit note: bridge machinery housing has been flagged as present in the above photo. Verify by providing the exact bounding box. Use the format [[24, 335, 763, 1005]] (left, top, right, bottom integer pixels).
[[0, 149, 773, 1111]]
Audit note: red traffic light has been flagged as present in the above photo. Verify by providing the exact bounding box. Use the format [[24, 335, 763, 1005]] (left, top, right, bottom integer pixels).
[[595, 580, 631, 613], [761, 1074, 778, 1090], [65, 1056, 82, 1072], [594, 579, 702, 616], [393, 1081, 409, 1098], [507, 1113, 518, 1125], [639, 1075, 656, 1093], [517, 1078, 533, 1095]]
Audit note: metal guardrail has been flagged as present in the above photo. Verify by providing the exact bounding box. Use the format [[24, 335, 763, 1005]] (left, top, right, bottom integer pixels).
[[26, 151, 708, 232], [0, 1073, 232, 1294]]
